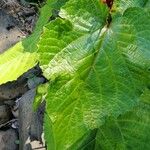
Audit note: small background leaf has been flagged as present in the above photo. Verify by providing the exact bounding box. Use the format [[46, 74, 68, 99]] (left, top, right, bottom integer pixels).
[[0, 42, 37, 85]]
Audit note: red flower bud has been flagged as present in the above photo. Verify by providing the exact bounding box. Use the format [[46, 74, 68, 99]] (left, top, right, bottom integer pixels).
[[101, 0, 113, 9]]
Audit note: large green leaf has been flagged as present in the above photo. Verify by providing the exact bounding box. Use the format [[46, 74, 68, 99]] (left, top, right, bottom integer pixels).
[[1, 0, 149, 149], [41, 0, 108, 149], [41, 2, 150, 149]]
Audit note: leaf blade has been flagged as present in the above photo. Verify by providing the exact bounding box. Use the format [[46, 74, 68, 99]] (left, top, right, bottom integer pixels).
[[42, 6, 150, 149]]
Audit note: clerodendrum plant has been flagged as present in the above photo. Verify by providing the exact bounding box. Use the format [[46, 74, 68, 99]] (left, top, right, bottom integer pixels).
[[0, 0, 150, 149]]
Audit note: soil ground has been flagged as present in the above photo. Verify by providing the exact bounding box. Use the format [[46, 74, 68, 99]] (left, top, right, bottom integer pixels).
[[0, 0, 38, 53], [0, 10, 24, 53]]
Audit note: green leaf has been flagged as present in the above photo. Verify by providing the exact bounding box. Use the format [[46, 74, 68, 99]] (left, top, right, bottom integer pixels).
[[113, 0, 148, 13], [1, 0, 149, 149], [44, 113, 56, 150], [0, 42, 37, 85], [38, 0, 108, 66], [41, 4, 150, 149], [23, 0, 70, 52], [38, 18, 76, 65], [94, 89, 150, 150], [22, 0, 55, 52], [145, 0, 150, 8], [39, 0, 108, 149], [33, 83, 48, 110], [55, 89, 150, 150]]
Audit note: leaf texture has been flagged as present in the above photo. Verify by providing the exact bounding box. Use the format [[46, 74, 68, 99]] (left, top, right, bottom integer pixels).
[[0, 0, 149, 149], [41, 2, 150, 149], [70, 89, 150, 150], [113, 0, 148, 13], [94, 89, 150, 150]]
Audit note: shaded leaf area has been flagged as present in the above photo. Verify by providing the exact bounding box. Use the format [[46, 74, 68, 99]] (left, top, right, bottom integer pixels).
[[59, 90, 150, 150], [145, 0, 150, 8], [113, 0, 148, 13], [95, 89, 150, 150], [40, 2, 150, 149], [80, 88, 150, 150]]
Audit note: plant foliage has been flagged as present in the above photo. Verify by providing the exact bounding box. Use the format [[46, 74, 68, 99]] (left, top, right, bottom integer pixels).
[[0, 0, 150, 149]]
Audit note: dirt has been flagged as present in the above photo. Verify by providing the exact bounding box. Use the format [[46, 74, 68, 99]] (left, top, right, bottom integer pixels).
[[0, 10, 23, 53], [0, 0, 38, 53], [0, 0, 46, 149], [0, 129, 19, 150]]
